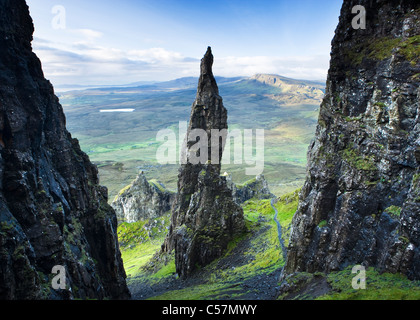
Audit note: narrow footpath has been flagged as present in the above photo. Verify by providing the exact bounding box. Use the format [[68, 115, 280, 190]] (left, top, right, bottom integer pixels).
[[271, 198, 287, 261]]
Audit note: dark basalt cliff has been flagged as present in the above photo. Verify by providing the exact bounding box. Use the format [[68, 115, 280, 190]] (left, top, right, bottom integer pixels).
[[112, 172, 175, 223], [162, 47, 246, 278], [0, 0, 130, 299], [284, 0, 420, 279], [225, 173, 275, 204]]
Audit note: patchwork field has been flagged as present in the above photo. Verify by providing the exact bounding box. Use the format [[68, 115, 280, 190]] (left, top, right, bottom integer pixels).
[[59, 74, 323, 200]]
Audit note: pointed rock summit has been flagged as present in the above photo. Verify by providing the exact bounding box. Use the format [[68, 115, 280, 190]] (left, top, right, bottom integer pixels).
[[162, 47, 245, 278]]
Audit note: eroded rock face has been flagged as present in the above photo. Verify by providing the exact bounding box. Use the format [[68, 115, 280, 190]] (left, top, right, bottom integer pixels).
[[0, 0, 130, 299], [225, 174, 275, 204], [111, 172, 175, 223], [284, 0, 420, 279], [162, 47, 246, 278]]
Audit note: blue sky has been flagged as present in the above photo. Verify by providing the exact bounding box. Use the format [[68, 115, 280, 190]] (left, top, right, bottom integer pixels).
[[26, 0, 342, 88]]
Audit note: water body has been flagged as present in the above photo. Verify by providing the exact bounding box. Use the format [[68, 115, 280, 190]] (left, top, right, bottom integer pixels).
[[99, 109, 135, 113]]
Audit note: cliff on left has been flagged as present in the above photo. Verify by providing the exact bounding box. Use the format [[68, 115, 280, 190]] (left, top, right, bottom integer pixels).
[[0, 0, 130, 299]]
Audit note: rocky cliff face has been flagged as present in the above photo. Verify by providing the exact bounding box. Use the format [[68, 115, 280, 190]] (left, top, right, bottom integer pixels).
[[112, 172, 175, 223], [162, 47, 246, 278], [0, 0, 130, 299], [284, 0, 420, 279], [225, 174, 275, 204]]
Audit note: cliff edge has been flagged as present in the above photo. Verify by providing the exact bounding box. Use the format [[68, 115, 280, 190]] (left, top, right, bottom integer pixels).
[[0, 0, 130, 299], [284, 0, 420, 280]]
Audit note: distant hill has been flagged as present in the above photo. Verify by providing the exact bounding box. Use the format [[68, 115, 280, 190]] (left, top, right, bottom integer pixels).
[[251, 74, 325, 105], [59, 74, 324, 200]]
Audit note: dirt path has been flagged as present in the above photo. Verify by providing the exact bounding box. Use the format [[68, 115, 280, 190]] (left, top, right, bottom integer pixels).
[[271, 198, 287, 261]]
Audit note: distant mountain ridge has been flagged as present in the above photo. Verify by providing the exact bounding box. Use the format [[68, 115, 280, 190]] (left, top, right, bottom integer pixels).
[[58, 74, 324, 94], [59, 71, 324, 200]]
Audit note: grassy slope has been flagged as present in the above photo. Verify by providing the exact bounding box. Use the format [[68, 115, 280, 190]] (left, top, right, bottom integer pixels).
[[117, 191, 300, 300], [279, 267, 420, 300], [319, 267, 420, 300], [118, 191, 420, 300]]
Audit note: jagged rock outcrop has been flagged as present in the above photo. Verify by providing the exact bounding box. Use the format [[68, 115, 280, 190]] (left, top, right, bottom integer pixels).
[[162, 47, 246, 278], [111, 172, 175, 223], [0, 0, 130, 299], [284, 0, 420, 280], [225, 173, 275, 204]]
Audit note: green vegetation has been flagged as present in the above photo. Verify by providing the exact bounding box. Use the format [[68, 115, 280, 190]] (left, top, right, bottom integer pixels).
[[344, 35, 420, 66], [273, 189, 300, 246], [341, 147, 377, 171], [148, 179, 167, 193], [117, 184, 132, 197], [236, 177, 257, 190], [318, 220, 328, 228], [115, 188, 420, 300], [116, 192, 300, 300], [117, 214, 171, 279], [385, 205, 402, 218], [318, 266, 420, 300], [59, 77, 321, 200], [399, 35, 420, 66], [374, 102, 387, 109], [343, 115, 363, 122]]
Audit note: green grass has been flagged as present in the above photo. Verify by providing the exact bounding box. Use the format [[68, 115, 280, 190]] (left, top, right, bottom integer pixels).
[[151, 281, 244, 300], [153, 260, 176, 279], [341, 147, 377, 172], [59, 78, 321, 201], [318, 220, 328, 228], [273, 189, 300, 247], [121, 242, 162, 279], [385, 205, 402, 218], [317, 266, 420, 300], [117, 214, 170, 279], [343, 35, 419, 66], [116, 188, 420, 301], [399, 35, 420, 66], [116, 193, 300, 300]]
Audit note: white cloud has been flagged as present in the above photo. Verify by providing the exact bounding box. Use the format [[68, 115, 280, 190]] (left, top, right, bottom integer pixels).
[[214, 55, 329, 81], [71, 29, 104, 40], [32, 39, 199, 86], [32, 37, 329, 88], [127, 48, 187, 64]]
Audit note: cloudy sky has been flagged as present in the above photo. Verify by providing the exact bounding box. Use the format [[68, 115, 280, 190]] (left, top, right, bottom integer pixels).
[[26, 0, 342, 88]]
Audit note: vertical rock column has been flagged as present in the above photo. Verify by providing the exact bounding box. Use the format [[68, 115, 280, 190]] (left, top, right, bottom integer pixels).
[[0, 0, 130, 299], [162, 47, 245, 278]]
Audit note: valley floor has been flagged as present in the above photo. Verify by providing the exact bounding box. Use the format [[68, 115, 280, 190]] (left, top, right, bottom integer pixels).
[[117, 194, 296, 300], [117, 190, 420, 300]]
